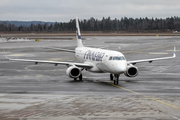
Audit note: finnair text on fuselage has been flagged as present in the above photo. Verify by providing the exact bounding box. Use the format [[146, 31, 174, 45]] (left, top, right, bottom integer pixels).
[[84, 50, 105, 62]]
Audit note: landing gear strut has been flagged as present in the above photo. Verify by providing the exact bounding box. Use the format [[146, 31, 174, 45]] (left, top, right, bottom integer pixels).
[[114, 74, 119, 85], [110, 74, 120, 85], [110, 74, 113, 81], [79, 74, 82, 81], [74, 74, 83, 81]]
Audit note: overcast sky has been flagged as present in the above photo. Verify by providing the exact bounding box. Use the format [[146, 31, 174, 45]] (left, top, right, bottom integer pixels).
[[0, 0, 180, 22]]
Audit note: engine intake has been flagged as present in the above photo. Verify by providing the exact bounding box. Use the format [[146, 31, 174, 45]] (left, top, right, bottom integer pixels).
[[66, 66, 81, 78], [124, 65, 138, 77]]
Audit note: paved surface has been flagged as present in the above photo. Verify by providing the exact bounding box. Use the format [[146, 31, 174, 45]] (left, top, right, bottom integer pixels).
[[0, 36, 180, 120]]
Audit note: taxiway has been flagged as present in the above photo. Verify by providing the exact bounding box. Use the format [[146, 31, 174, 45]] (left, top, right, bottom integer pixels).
[[0, 35, 180, 120]]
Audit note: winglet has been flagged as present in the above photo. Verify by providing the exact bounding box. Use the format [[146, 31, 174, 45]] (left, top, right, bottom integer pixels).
[[3, 48, 9, 60], [173, 47, 176, 58]]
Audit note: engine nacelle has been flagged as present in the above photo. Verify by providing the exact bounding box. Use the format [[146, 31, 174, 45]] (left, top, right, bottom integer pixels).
[[66, 66, 81, 78], [124, 65, 138, 77]]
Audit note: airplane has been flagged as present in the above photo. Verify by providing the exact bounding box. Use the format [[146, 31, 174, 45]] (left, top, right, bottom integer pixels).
[[4, 17, 176, 85]]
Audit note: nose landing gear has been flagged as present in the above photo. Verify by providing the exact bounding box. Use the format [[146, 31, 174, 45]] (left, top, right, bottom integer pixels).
[[110, 74, 120, 85]]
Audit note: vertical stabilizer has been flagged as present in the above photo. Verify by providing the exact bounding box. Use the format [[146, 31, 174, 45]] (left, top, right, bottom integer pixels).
[[76, 17, 84, 47]]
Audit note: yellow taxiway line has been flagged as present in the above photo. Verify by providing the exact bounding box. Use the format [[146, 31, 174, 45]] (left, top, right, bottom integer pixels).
[[109, 83, 180, 110]]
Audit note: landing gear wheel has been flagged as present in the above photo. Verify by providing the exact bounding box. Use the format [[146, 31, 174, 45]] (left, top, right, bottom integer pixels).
[[79, 74, 82, 81], [74, 78, 77, 81], [110, 74, 113, 81], [114, 80, 118, 85]]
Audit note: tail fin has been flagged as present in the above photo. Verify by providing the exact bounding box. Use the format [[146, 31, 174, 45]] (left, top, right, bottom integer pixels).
[[76, 17, 84, 47]]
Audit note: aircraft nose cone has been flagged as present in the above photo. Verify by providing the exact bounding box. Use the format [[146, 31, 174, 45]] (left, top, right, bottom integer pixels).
[[115, 62, 127, 74], [120, 64, 127, 72]]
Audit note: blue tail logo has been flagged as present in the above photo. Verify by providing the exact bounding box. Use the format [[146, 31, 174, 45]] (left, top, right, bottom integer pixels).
[[76, 28, 81, 39]]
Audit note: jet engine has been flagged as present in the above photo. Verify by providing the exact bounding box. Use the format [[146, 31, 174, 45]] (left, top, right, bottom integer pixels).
[[124, 65, 138, 77], [66, 66, 81, 78]]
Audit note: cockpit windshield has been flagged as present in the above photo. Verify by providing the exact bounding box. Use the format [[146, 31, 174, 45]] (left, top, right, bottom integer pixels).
[[109, 56, 126, 61], [113, 57, 120, 60]]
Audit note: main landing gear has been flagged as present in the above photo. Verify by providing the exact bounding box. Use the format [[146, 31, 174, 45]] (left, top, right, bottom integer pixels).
[[110, 74, 120, 85], [74, 74, 83, 81]]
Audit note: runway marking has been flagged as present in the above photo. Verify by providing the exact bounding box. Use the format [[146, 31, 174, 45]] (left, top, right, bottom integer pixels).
[[167, 50, 180, 51], [8, 54, 26, 56], [145, 95, 180, 109], [111, 84, 139, 94], [110, 83, 180, 110], [36, 75, 42, 77], [25, 66, 65, 71], [171, 116, 180, 120], [122, 45, 171, 54], [148, 52, 168, 55]]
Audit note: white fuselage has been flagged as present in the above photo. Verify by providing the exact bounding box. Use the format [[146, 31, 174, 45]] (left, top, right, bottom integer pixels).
[[75, 47, 127, 74]]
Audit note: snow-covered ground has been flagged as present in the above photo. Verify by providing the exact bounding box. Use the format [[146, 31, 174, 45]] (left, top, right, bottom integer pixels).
[[0, 38, 35, 42]]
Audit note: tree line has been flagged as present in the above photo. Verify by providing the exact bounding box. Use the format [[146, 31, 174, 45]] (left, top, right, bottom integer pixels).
[[0, 16, 180, 32]]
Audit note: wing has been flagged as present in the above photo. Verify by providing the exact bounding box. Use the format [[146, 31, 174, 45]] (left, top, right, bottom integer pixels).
[[128, 47, 176, 65], [6, 57, 92, 69], [44, 47, 75, 53], [3, 49, 92, 69]]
